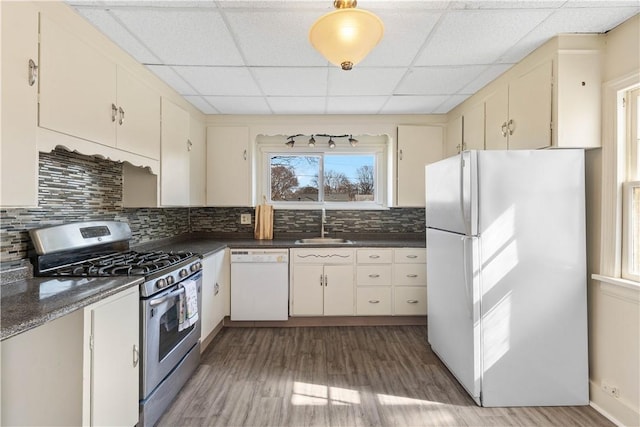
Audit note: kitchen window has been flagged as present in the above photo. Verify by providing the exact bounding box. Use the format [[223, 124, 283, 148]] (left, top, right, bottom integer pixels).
[[623, 88, 640, 282], [258, 135, 388, 209]]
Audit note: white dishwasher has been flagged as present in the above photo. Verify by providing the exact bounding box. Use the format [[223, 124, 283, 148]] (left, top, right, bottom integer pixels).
[[230, 249, 289, 321]]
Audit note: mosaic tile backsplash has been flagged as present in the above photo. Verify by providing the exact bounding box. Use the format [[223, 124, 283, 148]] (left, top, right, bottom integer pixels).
[[1, 149, 425, 262]]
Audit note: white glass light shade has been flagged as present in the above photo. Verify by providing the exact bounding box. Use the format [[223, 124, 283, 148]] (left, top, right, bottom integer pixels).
[[309, 8, 384, 70]]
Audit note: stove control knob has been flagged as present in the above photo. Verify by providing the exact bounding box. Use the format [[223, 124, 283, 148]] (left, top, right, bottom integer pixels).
[[179, 269, 188, 278], [190, 263, 200, 272], [155, 278, 167, 289], [166, 276, 175, 285]]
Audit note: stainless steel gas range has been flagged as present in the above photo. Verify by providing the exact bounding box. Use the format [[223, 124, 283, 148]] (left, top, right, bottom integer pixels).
[[30, 221, 202, 427]]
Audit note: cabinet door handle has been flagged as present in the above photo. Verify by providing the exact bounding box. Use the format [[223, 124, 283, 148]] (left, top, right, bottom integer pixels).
[[501, 122, 508, 137], [324, 275, 328, 287], [214, 282, 219, 296], [369, 300, 380, 304], [407, 299, 419, 304], [406, 274, 419, 278], [369, 255, 380, 259], [133, 345, 139, 367], [368, 274, 380, 278], [28, 59, 38, 86], [320, 275, 324, 286], [118, 106, 125, 125], [111, 104, 118, 122], [243, 149, 247, 160], [187, 139, 193, 151], [406, 255, 418, 259], [507, 119, 514, 135], [399, 149, 403, 160]]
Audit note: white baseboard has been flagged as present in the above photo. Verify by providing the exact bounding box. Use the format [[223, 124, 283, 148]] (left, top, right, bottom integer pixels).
[[590, 401, 624, 427]]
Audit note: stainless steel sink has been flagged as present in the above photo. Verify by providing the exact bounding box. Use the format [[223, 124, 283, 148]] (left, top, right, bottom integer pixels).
[[294, 238, 355, 245]]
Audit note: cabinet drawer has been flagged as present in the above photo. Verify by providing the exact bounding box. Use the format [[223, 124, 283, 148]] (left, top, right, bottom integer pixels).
[[357, 265, 392, 286], [357, 249, 393, 264], [291, 248, 354, 264], [394, 287, 427, 315], [394, 248, 426, 264], [393, 264, 426, 286], [357, 287, 392, 315]]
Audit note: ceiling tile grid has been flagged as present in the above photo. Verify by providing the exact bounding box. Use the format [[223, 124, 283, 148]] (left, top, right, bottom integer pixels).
[[68, 0, 640, 115]]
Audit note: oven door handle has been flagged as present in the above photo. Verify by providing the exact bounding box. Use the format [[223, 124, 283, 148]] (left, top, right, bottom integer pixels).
[[149, 287, 185, 307]]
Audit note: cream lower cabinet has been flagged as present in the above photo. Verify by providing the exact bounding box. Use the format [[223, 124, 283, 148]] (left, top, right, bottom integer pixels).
[[201, 250, 228, 349], [393, 248, 427, 315], [290, 248, 355, 316], [1, 286, 139, 427], [356, 249, 393, 315]]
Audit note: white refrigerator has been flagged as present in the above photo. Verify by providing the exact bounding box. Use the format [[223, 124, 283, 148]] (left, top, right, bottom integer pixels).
[[425, 150, 588, 407]]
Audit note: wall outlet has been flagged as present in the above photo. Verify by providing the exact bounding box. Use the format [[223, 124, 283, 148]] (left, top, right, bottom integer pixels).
[[602, 381, 620, 398], [240, 213, 251, 225]]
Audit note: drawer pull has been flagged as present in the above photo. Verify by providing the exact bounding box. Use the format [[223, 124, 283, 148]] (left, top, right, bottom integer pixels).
[[369, 300, 380, 304], [369, 255, 380, 259], [406, 255, 418, 259], [407, 299, 419, 304], [406, 274, 419, 278], [368, 274, 380, 278]]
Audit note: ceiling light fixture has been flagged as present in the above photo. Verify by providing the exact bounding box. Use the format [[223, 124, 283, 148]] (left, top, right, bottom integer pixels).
[[349, 135, 358, 147], [308, 135, 316, 147], [328, 137, 336, 149], [285, 136, 295, 148], [309, 0, 384, 71], [286, 134, 358, 148]]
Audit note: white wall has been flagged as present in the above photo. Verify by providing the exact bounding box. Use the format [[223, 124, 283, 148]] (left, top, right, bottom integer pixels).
[[588, 14, 640, 427]]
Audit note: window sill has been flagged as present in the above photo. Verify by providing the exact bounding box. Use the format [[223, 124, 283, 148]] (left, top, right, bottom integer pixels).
[[592, 274, 640, 304]]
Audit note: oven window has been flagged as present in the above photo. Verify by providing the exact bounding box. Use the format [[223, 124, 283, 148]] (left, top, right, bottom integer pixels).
[[158, 297, 194, 362]]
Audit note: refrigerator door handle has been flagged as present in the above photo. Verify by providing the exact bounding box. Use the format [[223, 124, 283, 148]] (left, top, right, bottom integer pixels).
[[459, 153, 469, 236], [462, 236, 473, 319]]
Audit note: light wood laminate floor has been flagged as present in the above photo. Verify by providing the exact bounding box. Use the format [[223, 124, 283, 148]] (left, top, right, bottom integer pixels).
[[158, 326, 612, 427]]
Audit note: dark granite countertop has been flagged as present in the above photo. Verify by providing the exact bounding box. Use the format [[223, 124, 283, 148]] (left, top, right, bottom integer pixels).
[[134, 232, 426, 258], [1, 275, 142, 341]]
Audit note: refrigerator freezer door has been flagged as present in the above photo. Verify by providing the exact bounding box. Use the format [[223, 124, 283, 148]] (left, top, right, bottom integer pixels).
[[425, 151, 477, 236], [427, 228, 481, 404]]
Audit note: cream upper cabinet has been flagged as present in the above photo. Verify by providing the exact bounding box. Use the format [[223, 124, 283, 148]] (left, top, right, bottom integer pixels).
[[397, 125, 444, 207], [485, 62, 552, 150], [462, 102, 485, 151], [114, 66, 160, 159], [206, 126, 251, 206], [160, 98, 190, 206], [39, 15, 160, 159], [444, 116, 463, 158], [189, 116, 206, 206], [1, 1, 39, 207]]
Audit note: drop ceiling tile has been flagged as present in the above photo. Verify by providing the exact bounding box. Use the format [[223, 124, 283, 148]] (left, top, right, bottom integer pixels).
[[183, 95, 219, 114], [73, 7, 159, 64], [326, 96, 390, 114], [252, 68, 328, 96], [380, 95, 450, 114], [172, 66, 262, 96], [449, 1, 563, 9], [267, 97, 327, 114], [203, 96, 272, 114], [328, 68, 406, 96], [460, 63, 514, 94], [110, 8, 245, 65], [357, 9, 443, 67], [414, 8, 554, 66], [146, 65, 197, 95], [395, 66, 488, 95], [223, 9, 328, 66], [434, 94, 472, 113], [500, 6, 640, 63]]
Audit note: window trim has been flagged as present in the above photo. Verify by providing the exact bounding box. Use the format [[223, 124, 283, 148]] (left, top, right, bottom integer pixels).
[[622, 88, 640, 281], [622, 181, 640, 282], [257, 137, 389, 210]]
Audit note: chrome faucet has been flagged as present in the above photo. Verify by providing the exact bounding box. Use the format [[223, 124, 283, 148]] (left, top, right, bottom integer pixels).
[[321, 208, 327, 238]]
